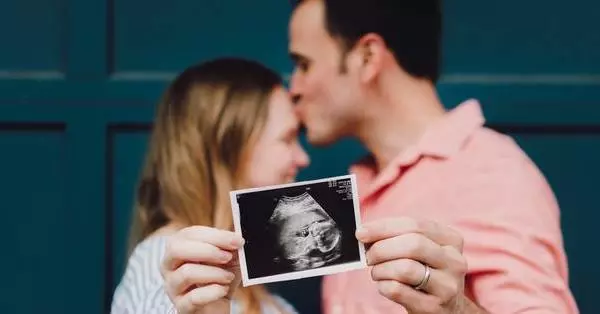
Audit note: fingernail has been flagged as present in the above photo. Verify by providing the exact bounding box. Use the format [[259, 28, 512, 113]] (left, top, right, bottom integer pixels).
[[226, 272, 236, 281], [356, 227, 368, 241], [220, 251, 233, 262], [231, 236, 245, 247]]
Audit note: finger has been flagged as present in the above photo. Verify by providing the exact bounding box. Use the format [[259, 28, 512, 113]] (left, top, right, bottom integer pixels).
[[176, 284, 229, 313], [443, 245, 468, 275], [371, 259, 459, 302], [366, 233, 446, 268], [356, 217, 463, 251], [376, 280, 443, 314], [180, 226, 245, 250], [168, 263, 235, 295], [163, 238, 233, 271]]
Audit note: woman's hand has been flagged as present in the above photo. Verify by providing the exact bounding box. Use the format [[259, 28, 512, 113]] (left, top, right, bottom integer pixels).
[[160, 226, 245, 314]]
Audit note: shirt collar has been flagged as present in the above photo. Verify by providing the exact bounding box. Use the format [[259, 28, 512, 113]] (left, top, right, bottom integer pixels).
[[418, 98, 486, 159], [351, 99, 486, 199]]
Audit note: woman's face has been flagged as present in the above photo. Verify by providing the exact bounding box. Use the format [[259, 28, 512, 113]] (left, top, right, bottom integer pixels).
[[245, 87, 310, 187]]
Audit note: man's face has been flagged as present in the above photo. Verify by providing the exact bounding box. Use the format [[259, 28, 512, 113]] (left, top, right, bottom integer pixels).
[[288, 0, 363, 146]]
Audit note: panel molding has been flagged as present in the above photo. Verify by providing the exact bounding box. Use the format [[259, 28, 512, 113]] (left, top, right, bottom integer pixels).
[[0, 121, 66, 131], [490, 123, 600, 134], [0, 71, 66, 80], [104, 122, 152, 311], [2, 70, 599, 83], [109, 71, 176, 81], [440, 74, 600, 85], [0, 126, 68, 313], [2, 72, 600, 104], [281, 73, 600, 86], [112, 72, 600, 85]]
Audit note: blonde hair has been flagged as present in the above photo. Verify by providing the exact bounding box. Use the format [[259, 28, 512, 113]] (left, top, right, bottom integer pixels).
[[128, 58, 285, 313]]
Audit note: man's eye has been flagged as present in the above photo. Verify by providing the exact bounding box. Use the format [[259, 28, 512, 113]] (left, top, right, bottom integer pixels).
[[296, 62, 309, 72]]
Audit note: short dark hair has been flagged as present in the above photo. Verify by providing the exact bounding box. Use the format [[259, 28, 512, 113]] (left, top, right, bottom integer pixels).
[[292, 0, 442, 83]]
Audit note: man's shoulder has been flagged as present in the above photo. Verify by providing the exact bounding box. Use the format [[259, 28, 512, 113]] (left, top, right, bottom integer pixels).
[[446, 126, 560, 214], [456, 126, 540, 174], [469, 126, 524, 157]]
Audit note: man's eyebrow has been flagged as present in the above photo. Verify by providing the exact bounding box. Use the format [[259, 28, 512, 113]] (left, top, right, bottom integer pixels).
[[289, 51, 309, 63]]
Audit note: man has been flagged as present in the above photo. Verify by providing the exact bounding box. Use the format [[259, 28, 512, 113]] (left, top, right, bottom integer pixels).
[[288, 0, 579, 313]]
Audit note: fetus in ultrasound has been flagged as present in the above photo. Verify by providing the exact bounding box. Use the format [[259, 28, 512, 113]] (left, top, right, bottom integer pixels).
[[268, 192, 342, 271]]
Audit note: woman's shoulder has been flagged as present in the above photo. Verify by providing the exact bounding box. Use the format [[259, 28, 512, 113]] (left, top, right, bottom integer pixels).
[[124, 235, 169, 277], [111, 233, 298, 314], [121, 234, 169, 280], [271, 294, 299, 314], [110, 235, 171, 313]]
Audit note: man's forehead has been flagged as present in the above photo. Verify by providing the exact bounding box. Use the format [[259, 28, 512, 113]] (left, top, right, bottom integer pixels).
[[289, 0, 326, 43]]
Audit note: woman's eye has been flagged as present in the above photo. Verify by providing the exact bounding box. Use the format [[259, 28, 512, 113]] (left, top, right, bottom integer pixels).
[[279, 134, 294, 144]]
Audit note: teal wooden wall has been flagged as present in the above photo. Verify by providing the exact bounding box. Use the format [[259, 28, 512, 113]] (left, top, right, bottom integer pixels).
[[0, 0, 598, 313]]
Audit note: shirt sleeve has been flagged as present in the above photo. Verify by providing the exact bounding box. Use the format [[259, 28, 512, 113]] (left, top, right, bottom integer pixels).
[[110, 236, 178, 314], [450, 157, 579, 313], [271, 294, 299, 314], [110, 235, 298, 314], [110, 276, 177, 314]]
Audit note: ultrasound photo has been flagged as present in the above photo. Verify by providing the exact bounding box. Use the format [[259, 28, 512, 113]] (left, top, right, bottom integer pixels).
[[230, 174, 367, 286]]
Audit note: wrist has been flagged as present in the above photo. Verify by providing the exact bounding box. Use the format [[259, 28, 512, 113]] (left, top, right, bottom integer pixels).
[[198, 299, 231, 314], [457, 294, 488, 314]]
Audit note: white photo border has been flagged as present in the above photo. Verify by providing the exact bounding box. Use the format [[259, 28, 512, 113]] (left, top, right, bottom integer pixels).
[[229, 174, 367, 287]]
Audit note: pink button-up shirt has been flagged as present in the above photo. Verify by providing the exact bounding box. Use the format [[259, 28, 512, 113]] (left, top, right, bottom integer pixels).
[[321, 99, 578, 313]]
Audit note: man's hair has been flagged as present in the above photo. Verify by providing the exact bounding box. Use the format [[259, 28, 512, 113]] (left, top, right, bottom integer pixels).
[[292, 0, 442, 83]]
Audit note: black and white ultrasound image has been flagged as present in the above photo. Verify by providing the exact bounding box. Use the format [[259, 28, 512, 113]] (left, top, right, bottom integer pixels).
[[236, 178, 360, 279]]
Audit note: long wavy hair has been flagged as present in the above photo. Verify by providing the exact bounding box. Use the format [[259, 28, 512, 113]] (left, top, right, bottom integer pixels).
[[128, 57, 284, 313]]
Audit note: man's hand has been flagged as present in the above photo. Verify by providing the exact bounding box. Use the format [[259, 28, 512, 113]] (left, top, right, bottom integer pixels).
[[356, 217, 483, 314]]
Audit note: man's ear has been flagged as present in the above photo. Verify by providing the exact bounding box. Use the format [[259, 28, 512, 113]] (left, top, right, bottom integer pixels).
[[355, 33, 386, 83]]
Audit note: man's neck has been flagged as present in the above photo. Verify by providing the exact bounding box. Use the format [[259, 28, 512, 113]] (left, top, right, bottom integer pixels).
[[356, 76, 446, 173]]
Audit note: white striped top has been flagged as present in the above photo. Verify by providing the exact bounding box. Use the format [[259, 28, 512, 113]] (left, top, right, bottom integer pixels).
[[110, 235, 297, 314]]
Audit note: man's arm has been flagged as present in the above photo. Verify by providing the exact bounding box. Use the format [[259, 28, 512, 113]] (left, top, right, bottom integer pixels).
[[460, 295, 490, 314], [356, 159, 578, 313], [450, 159, 579, 313], [456, 211, 578, 313]]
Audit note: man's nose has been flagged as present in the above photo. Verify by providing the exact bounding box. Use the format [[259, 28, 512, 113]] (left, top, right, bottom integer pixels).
[[288, 70, 302, 99]]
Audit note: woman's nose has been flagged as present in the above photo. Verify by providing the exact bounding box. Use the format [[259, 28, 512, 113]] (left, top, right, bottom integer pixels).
[[295, 143, 310, 168]]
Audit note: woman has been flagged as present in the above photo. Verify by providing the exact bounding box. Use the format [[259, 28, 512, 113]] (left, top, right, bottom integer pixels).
[[110, 57, 310, 314]]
